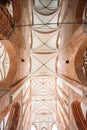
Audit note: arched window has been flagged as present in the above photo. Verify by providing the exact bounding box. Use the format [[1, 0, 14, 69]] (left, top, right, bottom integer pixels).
[[31, 125, 37, 130], [5, 103, 20, 130], [52, 124, 59, 130], [6, 1, 13, 17], [41, 127, 47, 130], [82, 48, 87, 78], [0, 41, 10, 82], [74, 42, 87, 83]]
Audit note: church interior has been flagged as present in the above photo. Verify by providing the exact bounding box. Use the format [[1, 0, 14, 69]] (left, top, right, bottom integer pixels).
[[0, 0, 87, 130]]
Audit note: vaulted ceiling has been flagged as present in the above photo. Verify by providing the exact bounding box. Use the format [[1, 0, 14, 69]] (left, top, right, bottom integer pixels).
[[28, 0, 60, 129]]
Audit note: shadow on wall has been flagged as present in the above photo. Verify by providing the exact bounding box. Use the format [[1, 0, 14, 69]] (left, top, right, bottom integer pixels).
[[76, 0, 87, 22], [71, 100, 87, 130], [5, 103, 20, 130]]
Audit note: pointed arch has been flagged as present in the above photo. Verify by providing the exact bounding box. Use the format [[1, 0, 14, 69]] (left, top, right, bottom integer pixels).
[[71, 100, 87, 130]]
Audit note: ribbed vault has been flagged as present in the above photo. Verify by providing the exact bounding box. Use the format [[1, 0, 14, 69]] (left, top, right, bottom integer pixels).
[[29, 0, 60, 130]]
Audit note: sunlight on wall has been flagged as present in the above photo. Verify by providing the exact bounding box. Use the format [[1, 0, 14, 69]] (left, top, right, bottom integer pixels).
[[0, 112, 9, 130], [80, 103, 87, 120]]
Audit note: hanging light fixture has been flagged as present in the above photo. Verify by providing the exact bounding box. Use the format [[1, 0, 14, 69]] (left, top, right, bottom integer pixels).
[[83, 3, 87, 35]]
